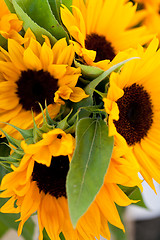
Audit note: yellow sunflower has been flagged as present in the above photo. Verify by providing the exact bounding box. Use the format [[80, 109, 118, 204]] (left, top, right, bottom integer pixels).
[[60, 0, 152, 70], [0, 127, 140, 240], [0, 29, 88, 138], [0, 0, 23, 43], [128, 0, 160, 41], [103, 38, 160, 191], [143, 3, 160, 41]]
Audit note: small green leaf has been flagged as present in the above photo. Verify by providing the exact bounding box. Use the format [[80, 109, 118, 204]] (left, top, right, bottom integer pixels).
[[85, 57, 139, 96], [12, 0, 57, 45], [67, 117, 114, 227]]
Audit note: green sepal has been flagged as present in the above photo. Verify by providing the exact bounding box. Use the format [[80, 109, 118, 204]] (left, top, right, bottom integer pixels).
[[33, 122, 43, 143], [129, 187, 147, 209], [57, 109, 73, 131], [59, 232, 66, 240], [31, 110, 44, 143], [0, 155, 19, 170], [1, 142, 23, 157], [85, 57, 139, 96], [0, 162, 12, 172], [92, 88, 108, 98], [74, 60, 104, 80], [10, 151, 24, 162], [119, 185, 147, 209], [61, 0, 72, 12], [0, 122, 33, 140], [12, 0, 57, 45], [0, 138, 10, 158], [67, 117, 114, 227], [44, 102, 55, 126], [38, 103, 54, 133], [0, 35, 7, 50], [0, 129, 22, 149], [68, 96, 93, 126]]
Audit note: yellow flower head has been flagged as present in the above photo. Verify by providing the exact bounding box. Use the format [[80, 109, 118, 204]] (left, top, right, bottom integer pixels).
[[0, 127, 139, 240], [143, 3, 160, 41], [0, 0, 23, 42], [103, 38, 160, 191], [129, 0, 160, 41], [0, 29, 88, 138], [61, 0, 153, 70]]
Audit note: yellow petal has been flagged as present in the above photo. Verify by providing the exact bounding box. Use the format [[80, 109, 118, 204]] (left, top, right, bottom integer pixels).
[[8, 39, 26, 71], [69, 87, 88, 102], [23, 47, 42, 70]]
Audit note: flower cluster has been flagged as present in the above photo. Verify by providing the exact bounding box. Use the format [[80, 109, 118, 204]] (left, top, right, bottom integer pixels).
[[0, 0, 160, 240]]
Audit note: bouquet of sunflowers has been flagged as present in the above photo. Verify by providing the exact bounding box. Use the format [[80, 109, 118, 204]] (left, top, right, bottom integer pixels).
[[0, 0, 160, 239]]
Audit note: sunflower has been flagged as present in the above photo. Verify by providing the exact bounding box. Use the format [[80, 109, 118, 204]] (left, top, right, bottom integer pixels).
[[0, 0, 23, 43], [0, 29, 88, 138], [128, 0, 160, 41], [103, 38, 160, 191], [142, 3, 160, 41], [60, 0, 152, 70], [0, 126, 140, 240]]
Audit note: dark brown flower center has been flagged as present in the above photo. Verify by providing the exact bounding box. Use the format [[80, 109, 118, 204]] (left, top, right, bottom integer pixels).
[[85, 33, 116, 62], [16, 70, 58, 113], [114, 83, 153, 146], [32, 155, 69, 198]]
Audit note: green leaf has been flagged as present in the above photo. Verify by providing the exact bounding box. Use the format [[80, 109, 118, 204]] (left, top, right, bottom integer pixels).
[[48, 0, 61, 23], [85, 57, 139, 96], [67, 117, 114, 227], [4, 0, 16, 12], [12, 0, 57, 45], [13, 0, 68, 41]]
